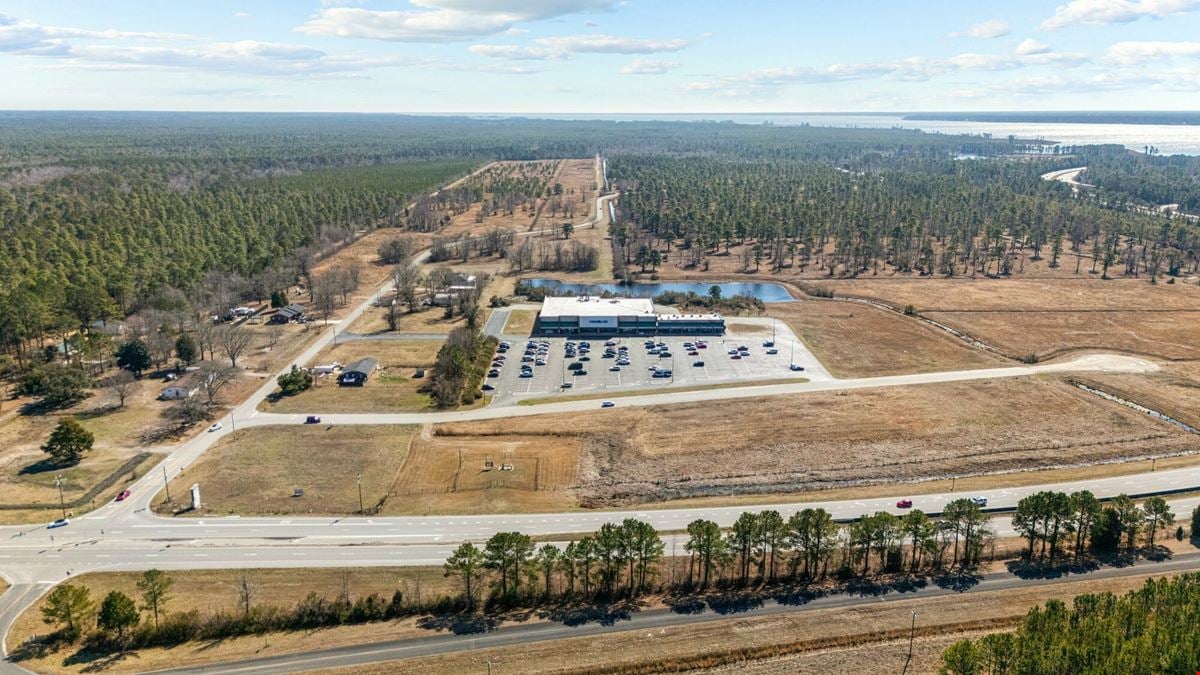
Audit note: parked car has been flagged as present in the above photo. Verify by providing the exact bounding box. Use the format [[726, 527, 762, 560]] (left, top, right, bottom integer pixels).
[[561, 381, 573, 388], [48, 518, 70, 529], [609, 365, 621, 372], [790, 363, 806, 371], [488, 369, 501, 377], [519, 371, 533, 378], [568, 362, 583, 371], [207, 423, 222, 433], [731, 354, 742, 360], [766, 348, 779, 355], [970, 496, 989, 507], [762, 340, 775, 348], [688, 350, 699, 356], [481, 383, 495, 391], [116, 489, 132, 502], [601, 400, 615, 408], [896, 499, 913, 509], [574, 369, 588, 376], [693, 360, 705, 367], [305, 415, 322, 424]]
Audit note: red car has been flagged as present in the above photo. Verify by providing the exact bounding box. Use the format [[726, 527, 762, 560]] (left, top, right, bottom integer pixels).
[[116, 489, 132, 502], [896, 499, 913, 509]]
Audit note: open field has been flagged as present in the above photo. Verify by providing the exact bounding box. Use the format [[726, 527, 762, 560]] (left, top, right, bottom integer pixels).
[[8, 567, 452, 675], [0, 381, 169, 517], [156, 425, 416, 515], [801, 277, 1200, 361], [764, 298, 1005, 378], [262, 340, 443, 414], [441, 159, 596, 239], [322, 571, 1177, 675], [515, 378, 810, 406], [1075, 361, 1200, 430], [439, 375, 1198, 507], [384, 426, 579, 514]]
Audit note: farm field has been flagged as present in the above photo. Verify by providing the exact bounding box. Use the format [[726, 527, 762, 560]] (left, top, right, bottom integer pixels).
[[262, 341, 443, 414], [156, 425, 416, 516]]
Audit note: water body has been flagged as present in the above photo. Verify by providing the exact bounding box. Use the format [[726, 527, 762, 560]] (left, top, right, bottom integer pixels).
[[470, 113, 1200, 156], [524, 279, 796, 303]]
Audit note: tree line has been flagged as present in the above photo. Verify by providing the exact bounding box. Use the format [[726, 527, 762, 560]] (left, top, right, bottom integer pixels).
[[609, 154, 1200, 282]]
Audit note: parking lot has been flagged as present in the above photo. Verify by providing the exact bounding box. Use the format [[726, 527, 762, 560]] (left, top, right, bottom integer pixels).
[[485, 321, 828, 404]]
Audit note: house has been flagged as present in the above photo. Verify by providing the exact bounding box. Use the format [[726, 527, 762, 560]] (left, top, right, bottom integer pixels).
[[338, 358, 377, 387], [270, 304, 306, 324], [446, 272, 477, 292], [160, 374, 200, 400], [312, 363, 341, 375]]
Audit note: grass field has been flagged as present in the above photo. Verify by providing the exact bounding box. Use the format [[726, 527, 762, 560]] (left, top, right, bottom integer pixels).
[[503, 309, 537, 336], [263, 340, 443, 414], [8, 566, 452, 675], [515, 378, 810, 406], [440, 374, 1198, 507], [765, 298, 1005, 378], [385, 427, 579, 514], [157, 425, 416, 516]]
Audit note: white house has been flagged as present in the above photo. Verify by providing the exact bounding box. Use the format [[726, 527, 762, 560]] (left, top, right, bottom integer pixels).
[[160, 374, 200, 400]]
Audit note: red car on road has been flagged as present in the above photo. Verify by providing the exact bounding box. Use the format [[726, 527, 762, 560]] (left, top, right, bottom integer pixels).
[[896, 499, 913, 509], [116, 489, 132, 502]]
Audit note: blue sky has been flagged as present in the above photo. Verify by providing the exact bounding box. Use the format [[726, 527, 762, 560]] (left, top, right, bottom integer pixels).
[[2, 0, 1199, 112]]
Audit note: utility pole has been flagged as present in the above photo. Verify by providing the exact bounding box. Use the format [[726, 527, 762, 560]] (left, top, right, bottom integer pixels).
[[162, 465, 171, 503], [901, 610, 917, 675], [357, 472, 364, 514], [55, 474, 66, 519]]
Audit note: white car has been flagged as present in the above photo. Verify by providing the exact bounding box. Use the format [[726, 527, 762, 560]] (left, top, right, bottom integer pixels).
[[601, 400, 615, 408], [970, 496, 988, 507], [207, 422, 222, 433]]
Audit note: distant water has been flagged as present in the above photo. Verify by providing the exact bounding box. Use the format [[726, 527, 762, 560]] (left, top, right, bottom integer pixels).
[[524, 279, 796, 303], [470, 113, 1200, 156]]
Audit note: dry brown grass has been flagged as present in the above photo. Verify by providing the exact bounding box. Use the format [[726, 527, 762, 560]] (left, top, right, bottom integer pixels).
[[8, 567, 452, 675], [156, 425, 416, 516], [440, 375, 1198, 507], [503, 309, 537, 336], [262, 340, 443, 414], [765, 298, 1005, 378], [383, 427, 578, 515]]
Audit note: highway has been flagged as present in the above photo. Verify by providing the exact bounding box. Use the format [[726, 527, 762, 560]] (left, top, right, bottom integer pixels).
[[2, 156, 1198, 671], [147, 551, 1200, 674]]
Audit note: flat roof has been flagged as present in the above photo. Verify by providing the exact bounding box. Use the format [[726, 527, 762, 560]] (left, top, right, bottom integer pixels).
[[657, 313, 724, 322], [539, 296, 655, 319]]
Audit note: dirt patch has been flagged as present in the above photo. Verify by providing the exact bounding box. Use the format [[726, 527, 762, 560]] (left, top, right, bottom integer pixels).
[[157, 425, 416, 516]]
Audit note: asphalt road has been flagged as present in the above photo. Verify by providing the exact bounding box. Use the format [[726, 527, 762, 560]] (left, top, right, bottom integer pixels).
[[1, 157, 1197, 670], [145, 551, 1200, 674]]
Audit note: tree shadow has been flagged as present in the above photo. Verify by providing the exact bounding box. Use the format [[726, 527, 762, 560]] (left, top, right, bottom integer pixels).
[[1144, 545, 1174, 562], [933, 571, 981, 592], [664, 596, 706, 615], [545, 600, 639, 627], [706, 590, 765, 615], [19, 457, 75, 476], [416, 613, 498, 635], [771, 585, 827, 606], [72, 404, 122, 420]]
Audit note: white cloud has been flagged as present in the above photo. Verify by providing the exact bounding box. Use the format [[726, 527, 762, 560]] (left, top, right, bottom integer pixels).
[[1040, 0, 1200, 30], [1016, 38, 1052, 55], [468, 43, 559, 59], [950, 19, 1011, 39], [620, 58, 680, 75], [1106, 40, 1200, 64], [686, 45, 1089, 96], [297, 1, 615, 43], [472, 34, 688, 60], [0, 13, 424, 77], [233, 12, 252, 19]]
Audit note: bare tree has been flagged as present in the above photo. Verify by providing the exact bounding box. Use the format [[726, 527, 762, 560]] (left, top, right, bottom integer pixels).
[[104, 371, 137, 409], [266, 324, 282, 349], [197, 361, 238, 405], [390, 262, 424, 315], [310, 273, 338, 324], [148, 331, 174, 369], [192, 320, 217, 361], [237, 574, 255, 617], [215, 325, 253, 368]]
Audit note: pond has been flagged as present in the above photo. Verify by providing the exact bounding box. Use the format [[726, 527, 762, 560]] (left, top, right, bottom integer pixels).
[[522, 279, 796, 303]]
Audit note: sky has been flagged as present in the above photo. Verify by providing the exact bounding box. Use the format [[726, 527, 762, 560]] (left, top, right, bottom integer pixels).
[[1, 0, 1199, 113]]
